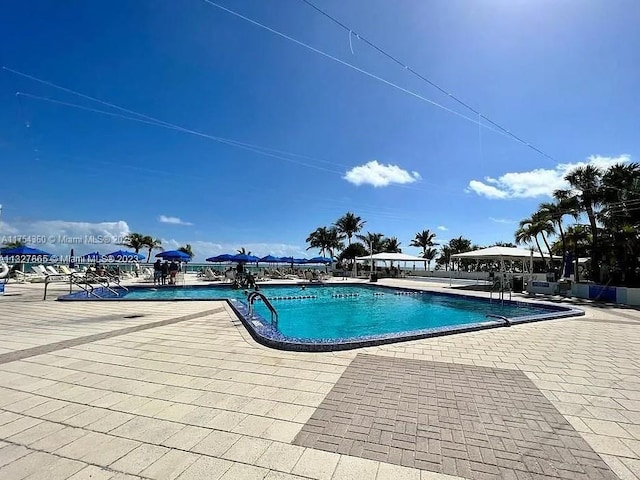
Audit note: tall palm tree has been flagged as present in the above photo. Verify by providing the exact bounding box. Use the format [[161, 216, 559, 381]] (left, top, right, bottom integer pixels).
[[424, 247, 438, 271], [119, 233, 146, 254], [143, 236, 163, 263], [236, 247, 251, 255], [556, 165, 603, 279], [448, 236, 472, 271], [334, 212, 366, 246], [178, 244, 194, 258], [355, 232, 386, 255], [564, 225, 591, 282], [515, 213, 555, 266], [437, 245, 453, 271], [410, 229, 437, 270], [539, 195, 578, 268], [325, 227, 343, 260], [383, 237, 402, 253], [306, 227, 343, 259]]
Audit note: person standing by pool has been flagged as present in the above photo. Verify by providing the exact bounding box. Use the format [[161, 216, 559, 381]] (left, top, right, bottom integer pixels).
[[153, 259, 162, 285], [161, 261, 169, 285], [169, 261, 179, 285]]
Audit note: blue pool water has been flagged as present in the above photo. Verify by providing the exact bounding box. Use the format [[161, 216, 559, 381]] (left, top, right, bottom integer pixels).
[[96, 285, 571, 341]]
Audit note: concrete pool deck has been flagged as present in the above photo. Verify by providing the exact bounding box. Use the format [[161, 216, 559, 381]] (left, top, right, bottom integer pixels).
[[0, 277, 639, 479]]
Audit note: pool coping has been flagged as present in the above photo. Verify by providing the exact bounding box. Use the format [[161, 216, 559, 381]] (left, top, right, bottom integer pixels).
[[57, 283, 584, 352], [228, 284, 584, 352]]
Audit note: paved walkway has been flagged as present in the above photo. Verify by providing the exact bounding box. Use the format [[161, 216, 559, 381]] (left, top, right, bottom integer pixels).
[[0, 279, 639, 479]]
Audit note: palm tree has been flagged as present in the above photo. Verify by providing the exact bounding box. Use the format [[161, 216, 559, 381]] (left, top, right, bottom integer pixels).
[[410, 229, 437, 270], [306, 227, 343, 259], [539, 196, 578, 268], [355, 232, 386, 255], [119, 233, 146, 254], [334, 212, 365, 246], [448, 236, 472, 271], [383, 237, 402, 253], [556, 165, 603, 279], [563, 225, 591, 282], [178, 244, 194, 258], [424, 247, 438, 271], [437, 245, 453, 271], [237, 247, 251, 255], [515, 215, 554, 266], [143, 236, 163, 263]]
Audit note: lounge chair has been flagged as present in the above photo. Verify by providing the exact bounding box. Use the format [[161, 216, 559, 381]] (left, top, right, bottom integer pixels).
[[202, 267, 224, 281]]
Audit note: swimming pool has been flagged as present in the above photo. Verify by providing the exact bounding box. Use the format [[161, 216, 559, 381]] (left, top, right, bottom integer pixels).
[[59, 284, 583, 351]]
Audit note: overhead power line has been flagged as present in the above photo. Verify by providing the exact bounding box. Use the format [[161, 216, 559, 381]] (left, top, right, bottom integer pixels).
[[199, 0, 508, 139], [299, 0, 556, 162]]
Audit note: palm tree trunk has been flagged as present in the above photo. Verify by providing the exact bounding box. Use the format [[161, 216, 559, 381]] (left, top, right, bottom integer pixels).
[[540, 233, 553, 269], [557, 222, 566, 271], [534, 236, 546, 264], [586, 207, 600, 281]]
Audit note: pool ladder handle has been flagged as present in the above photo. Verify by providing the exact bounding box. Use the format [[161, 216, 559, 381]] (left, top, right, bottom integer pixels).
[[247, 291, 279, 328], [489, 278, 512, 305], [486, 314, 511, 327]]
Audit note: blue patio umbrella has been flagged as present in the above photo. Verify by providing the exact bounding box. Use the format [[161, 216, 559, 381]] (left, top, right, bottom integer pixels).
[[0, 246, 53, 269], [259, 255, 281, 263], [103, 250, 145, 262], [230, 253, 260, 263], [206, 254, 234, 262], [0, 245, 53, 258], [156, 250, 191, 262], [306, 256, 333, 264]]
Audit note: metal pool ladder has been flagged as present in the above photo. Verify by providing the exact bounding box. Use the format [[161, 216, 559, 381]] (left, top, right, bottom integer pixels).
[[247, 291, 279, 328]]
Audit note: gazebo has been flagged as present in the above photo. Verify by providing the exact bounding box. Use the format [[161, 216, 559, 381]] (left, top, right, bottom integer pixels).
[[451, 246, 555, 288]]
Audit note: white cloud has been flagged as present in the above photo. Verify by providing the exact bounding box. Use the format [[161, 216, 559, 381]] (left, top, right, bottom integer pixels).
[[159, 215, 193, 226], [437, 225, 448, 231], [489, 217, 516, 224], [1, 219, 131, 256], [468, 154, 630, 199], [344, 160, 421, 187]]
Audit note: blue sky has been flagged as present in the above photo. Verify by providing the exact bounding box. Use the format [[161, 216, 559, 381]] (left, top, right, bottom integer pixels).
[[1, 0, 639, 260]]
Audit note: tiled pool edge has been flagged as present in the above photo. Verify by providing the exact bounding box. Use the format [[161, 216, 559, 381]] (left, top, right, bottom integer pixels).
[[227, 294, 585, 353]]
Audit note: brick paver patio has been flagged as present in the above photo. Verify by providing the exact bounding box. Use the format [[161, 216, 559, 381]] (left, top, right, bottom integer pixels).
[[294, 354, 617, 479]]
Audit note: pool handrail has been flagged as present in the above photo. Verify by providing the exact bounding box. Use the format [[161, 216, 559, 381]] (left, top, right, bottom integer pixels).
[[486, 314, 511, 327], [247, 291, 278, 328]]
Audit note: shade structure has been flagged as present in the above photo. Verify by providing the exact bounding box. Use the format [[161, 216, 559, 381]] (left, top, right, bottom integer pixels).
[[305, 256, 333, 264], [259, 255, 281, 263], [206, 254, 234, 262], [230, 253, 259, 263], [156, 250, 191, 262], [103, 250, 145, 262], [450, 246, 554, 261], [0, 245, 53, 259]]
